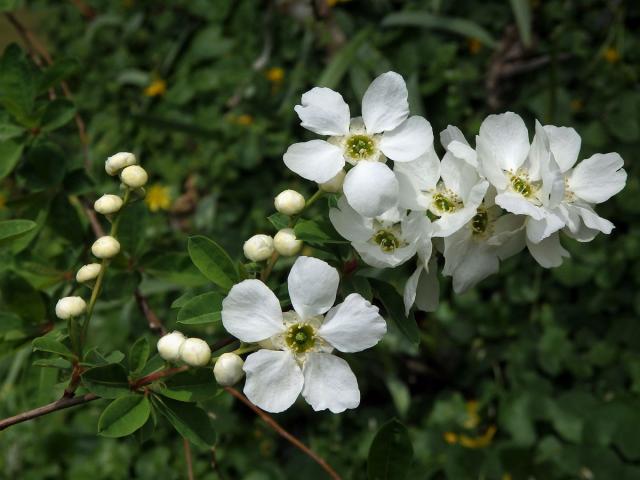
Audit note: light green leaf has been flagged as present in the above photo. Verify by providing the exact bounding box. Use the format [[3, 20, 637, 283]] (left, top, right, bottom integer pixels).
[[177, 291, 223, 326], [318, 29, 371, 89], [0, 123, 25, 142], [152, 395, 216, 449], [509, 0, 532, 47], [367, 418, 413, 480], [0, 219, 36, 249], [98, 395, 151, 438], [187, 236, 238, 291], [32, 336, 75, 359]]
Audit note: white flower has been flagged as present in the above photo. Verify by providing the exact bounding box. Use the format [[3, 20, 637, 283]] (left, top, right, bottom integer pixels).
[[120, 165, 148, 188], [221, 256, 386, 413], [91, 236, 121, 259], [94, 194, 123, 215], [273, 228, 302, 257], [274, 190, 305, 216], [319, 169, 346, 193], [179, 338, 211, 366], [284, 72, 433, 217], [213, 352, 245, 386], [105, 152, 136, 176], [330, 197, 429, 268], [243, 234, 274, 262], [403, 254, 439, 315], [543, 124, 626, 242], [157, 331, 186, 362], [55, 296, 87, 319], [395, 140, 489, 238], [76, 263, 101, 283]]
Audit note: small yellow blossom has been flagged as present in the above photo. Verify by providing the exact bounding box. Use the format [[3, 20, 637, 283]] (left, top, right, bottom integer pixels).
[[502, 474, 513, 480], [570, 99, 584, 112], [235, 114, 254, 126], [144, 184, 171, 212], [603, 47, 620, 64], [266, 67, 285, 84], [467, 38, 482, 55], [443, 432, 458, 444], [463, 400, 481, 429], [459, 425, 497, 449], [144, 79, 167, 97], [327, 0, 351, 7]]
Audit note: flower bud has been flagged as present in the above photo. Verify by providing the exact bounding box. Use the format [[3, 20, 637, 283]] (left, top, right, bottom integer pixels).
[[213, 352, 245, 386], [55, 296, 87, 319], [273, 228, 302, 257], [319, 169, 346, 193], [105, 152, 136, 176], [76, 263, 101, 283], [91, 236, 121, 259], [120, 165, 148, 189], [274, 189, 305, 216], [243, 234, 274, 262], [157, 331, 186, 362], [94, 194, 123, 215], [179, 338, 212, 367]]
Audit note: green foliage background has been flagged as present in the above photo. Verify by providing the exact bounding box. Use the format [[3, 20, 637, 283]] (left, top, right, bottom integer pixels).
[[0, 0, 639, 478]]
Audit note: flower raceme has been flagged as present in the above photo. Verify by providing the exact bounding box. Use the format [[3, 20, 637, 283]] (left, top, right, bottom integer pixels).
[[221, 256, 386, 413]]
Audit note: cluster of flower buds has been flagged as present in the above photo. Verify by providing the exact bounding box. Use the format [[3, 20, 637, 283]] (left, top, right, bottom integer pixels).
[[156, 331, 213, 367]]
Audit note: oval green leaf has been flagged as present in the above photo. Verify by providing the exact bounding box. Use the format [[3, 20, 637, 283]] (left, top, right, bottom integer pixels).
[[367, 419, 414, 480], [98, 395, 151, 438], [187, 236, 238, 291]]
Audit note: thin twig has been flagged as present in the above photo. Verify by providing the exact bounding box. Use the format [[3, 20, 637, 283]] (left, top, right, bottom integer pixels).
[[224, 387, 341, 480], [183, 437, 195, 480], [0, 393, 99, 431], [134, 289, 167, 336]]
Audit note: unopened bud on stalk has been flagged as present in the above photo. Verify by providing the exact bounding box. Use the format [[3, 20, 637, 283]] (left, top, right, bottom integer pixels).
[[55, 296, 87, 319], [273, 228, 302, 256], [274, 189, 305, 216], [94, 194, 123, 215], [243, 234, 274, 262], [157, 331, 186, 362], [91, 236, 120, 259], [213, 352, 245, 386], [76, 263, 102, 283], [319, 169, 346, 193], [105, 152, 136, 176], [179, 338, 212, 367], [120, 165, 148, 189]]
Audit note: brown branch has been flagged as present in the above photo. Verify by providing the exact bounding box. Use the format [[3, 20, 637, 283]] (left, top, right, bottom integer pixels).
[[0, 393, 99, 431], [134, 289, 167, 336], [183, 438, 195, 480], [130, 365, 188, 390], [224, 387, 341, 480]]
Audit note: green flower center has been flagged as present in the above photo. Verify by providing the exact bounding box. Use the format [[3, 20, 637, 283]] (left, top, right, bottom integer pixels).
[[510, 175, 534, 197], [285, 323, 316, 353], [372, 229, 401, 253], [471, 209, 488, 235], [346, 134, 375, 160], [432, 192, 461, 214]]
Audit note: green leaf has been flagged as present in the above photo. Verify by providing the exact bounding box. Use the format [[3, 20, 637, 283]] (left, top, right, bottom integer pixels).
[[367, 419, 413, 480], [81, 363, 130, 399], [509, 0, 532, 47], [18, 142, 66, 189], [159, 369, 218, 402], [152, 395, 216, 449], [0, 219, 36, 249], [98, 395, 151, 438], [372, 280, 419, 345], [33, 357, 72, 369], [0, 123, 25, 141], [267, 212, 290, 230], [177, 291, 223, 326], [129, 337, 150, 374], [381, 12, 497, 48], [40, 99, 76, 132], [144, 252, 209, 287], [32, 336, 75, 359], [38, 58, 79, 92], [188, 236, 238, 291], [294, 219, 348, 245], [0, 0, 18, 12], [0, 44, 39, 126], [318, 29, 371, 89]]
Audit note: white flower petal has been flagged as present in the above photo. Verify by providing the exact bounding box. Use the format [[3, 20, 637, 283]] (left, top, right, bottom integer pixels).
[[433, 207, 477, 238], [415, 256, 439, 312], [476, 135, 508, 190], [440, 125, 469, 148], [543, 125, 581, 173], [443, 226, 472, 275], [451, 243, 500, 294], [288, 256, 339, 319], [283, 140, 345, 183], [448, 140, 478, 168], [302, 353, 360, 413], [527, 233, 569, 268], [294, 87, 350, 136], [441, 153, 483, 200], [222, 280, 284, 342], [478, 112, 530, 172], [568, 153, 627, 204], [403, 264, 423, 314], [243, 350, 304, 413], [574, 205, 614, 234], [526, 212, 565, 244], [329, 196, 373, 242], [318, 293, 386, 352], [379, 116, 433, 162], [355, 241, 417, 268], [361, 71, 409, 134], [495, 192, 545, 220], [394, 148, 440, 210], [343, 162, 399, 217]]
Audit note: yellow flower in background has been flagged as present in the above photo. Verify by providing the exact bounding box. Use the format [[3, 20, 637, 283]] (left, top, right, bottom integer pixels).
[[145, 184, 171, 212], [463, 400, 481, 429], [467, 38, 482, 55], [459, 425, 497, 448], [570, 98, 584, 112], [443, 400, 496, 448], [266, 67, 285, 84], [603, 47, 620, 63], [502, 474, 513, 480], [443, 431, 458, 444], [327, 0, 351, 7], [144, 79, 167, 97], [236, 114, 254, 126]]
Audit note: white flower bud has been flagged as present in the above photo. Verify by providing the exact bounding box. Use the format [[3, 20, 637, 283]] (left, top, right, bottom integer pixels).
[[105, 152, 136, 176], [179, 338, 212, 367], [213, 352, 245, 386], [91, 236, 120, 259], [243, 234, 274, 262], [55, 296, 87, 319], [319, 169, 346, 193], [274, 189, 305, 216], [120, 165, 148, 189], [157, 331, 186, 362], [76, 263, 102, 283], [94, 194, 123, 215], [273, 228, 302, 257]]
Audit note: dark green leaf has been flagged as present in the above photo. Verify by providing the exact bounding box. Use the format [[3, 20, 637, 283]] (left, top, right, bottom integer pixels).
[[159, 369, 218, 402], [18, 141, 66, 189], [294, 218, 348, 245], [38, 58, 79, 92], [509, 0, 532, 47], [0, 139, 23, 179], [152, 395, 216, 449], [367, 419, 413, 480], [32, 336, 75, 359], [81, 363, 130, 399], [129, 337, 150, 374], [0, 219, 36, 249], [267, 212, 290, 230], [372, 280, 419, 345], [177, 291, 223, 326], [0, 122, 25, 142], [40, 99, 76, 132], [0, 44, 38, 126], [98, 395, 151, 438], [318, 29, 371, 89], [188, 236, 238, 291]]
